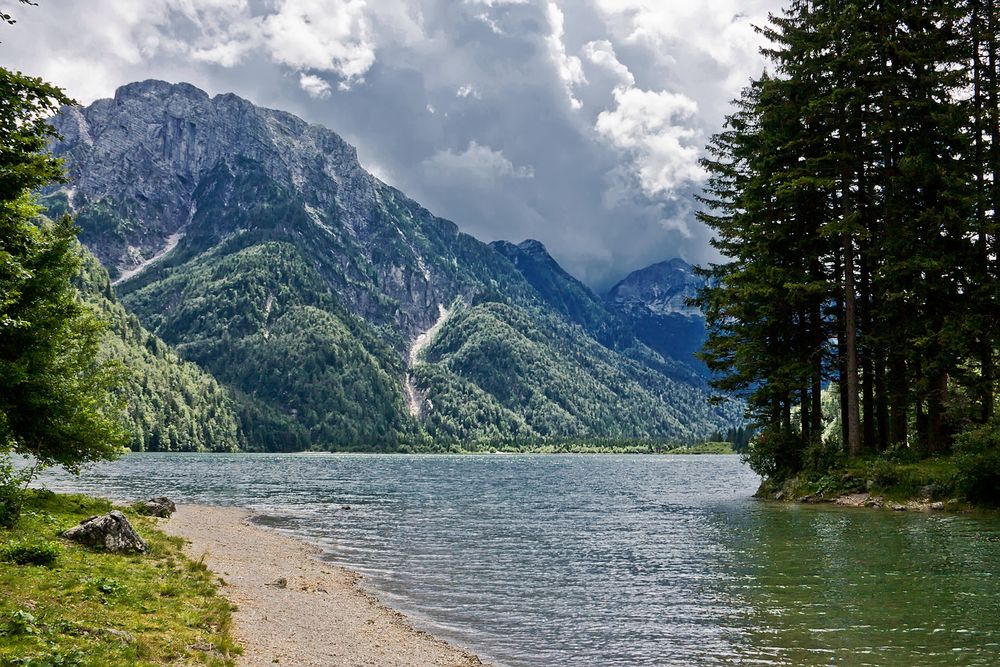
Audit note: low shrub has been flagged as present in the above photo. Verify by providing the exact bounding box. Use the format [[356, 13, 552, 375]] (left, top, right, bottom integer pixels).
[[865, 458, 899, 488], [742, 427, 804, 482], [86, 576, 127, 598], [954, 422, 1000, 506], [0, 458, 27, 529], [801, 436, 845, 479], [1, 540, 62, 566], [5, 609, 39, 636]]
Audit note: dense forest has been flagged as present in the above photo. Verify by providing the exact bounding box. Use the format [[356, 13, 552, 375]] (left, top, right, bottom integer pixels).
[[413, 300, 735, 446], [74, 248, 244, 453], [697, 0, 1000, 502]]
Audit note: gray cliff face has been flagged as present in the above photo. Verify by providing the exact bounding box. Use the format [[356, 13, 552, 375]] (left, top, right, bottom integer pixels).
[[605, 258, 703, 319], [603, 258, 708, 370], [49, 80, 514, 343]]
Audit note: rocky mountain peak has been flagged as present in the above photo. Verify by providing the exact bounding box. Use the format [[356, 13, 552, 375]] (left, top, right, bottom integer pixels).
[[113, 79, 210, 104], [605, 257, 702, 318], [517, 239, 549, 256], [49, 80, 373, 273]]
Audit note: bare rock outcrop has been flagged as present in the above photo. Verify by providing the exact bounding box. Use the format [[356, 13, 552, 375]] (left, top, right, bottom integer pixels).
[[62, 511, 149, 554]]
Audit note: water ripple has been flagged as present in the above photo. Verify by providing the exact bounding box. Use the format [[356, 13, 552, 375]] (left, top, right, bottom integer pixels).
[[36, 453, 1000, 666]]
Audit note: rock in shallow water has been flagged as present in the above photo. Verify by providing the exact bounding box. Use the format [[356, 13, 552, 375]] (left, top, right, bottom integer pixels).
[[61, 511, 148, 554]]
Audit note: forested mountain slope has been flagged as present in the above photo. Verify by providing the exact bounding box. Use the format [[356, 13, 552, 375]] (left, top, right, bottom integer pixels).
[[46, 80, 738, 450], [73, 244, 243, 452]]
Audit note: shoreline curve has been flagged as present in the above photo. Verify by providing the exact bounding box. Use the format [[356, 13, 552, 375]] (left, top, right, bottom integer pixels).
[[163, 504, 486, 667]]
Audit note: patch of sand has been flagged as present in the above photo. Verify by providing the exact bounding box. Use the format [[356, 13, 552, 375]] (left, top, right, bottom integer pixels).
[[164, 505, 484, 667]]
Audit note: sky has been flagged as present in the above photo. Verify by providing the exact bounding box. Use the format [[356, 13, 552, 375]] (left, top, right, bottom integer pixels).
[[2, 0, 784, 291]]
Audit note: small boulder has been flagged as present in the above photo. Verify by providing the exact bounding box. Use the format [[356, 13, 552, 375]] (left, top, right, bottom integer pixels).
[[930, 501, 945, 511], [889, 502, 907, 512], [835, 493, 869, 507], [134, 497, 177, 518], [61, 511, 148, 554], [865, 496, 885, 509]]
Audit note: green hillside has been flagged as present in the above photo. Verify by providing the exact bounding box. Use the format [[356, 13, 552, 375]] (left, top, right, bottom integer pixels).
[[414, 301, 734, 446], [74, 247, 243, 452]]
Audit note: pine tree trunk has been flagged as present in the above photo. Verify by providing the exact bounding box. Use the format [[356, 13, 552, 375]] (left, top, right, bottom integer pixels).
[[861, 246, 875, 449], [915, 357, 928, 454], [985, 0, 999, 420], [875, 349, 889, 450], [973, 0, 995, 423], [843, 232, 863, 458], [927, 372, 948, 454], [889, 350, 908, 447], [801, 386, 811, 442], [835, 251, 850, 451]]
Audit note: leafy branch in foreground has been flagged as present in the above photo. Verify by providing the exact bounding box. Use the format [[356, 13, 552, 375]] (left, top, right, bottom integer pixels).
[[0, 68, 127, 522]]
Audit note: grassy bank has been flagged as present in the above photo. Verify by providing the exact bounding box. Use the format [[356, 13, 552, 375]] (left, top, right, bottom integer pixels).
[[665, 442, 737, 455], [0, 491, 238, 666], [756, 455, 982, 510]]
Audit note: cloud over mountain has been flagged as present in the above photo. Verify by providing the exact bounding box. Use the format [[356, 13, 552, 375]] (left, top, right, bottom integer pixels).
[[4, 0, 781, 289]]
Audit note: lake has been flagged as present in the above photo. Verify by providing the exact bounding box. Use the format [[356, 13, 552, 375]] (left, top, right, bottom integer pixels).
[[36, 453, 1000, 666]]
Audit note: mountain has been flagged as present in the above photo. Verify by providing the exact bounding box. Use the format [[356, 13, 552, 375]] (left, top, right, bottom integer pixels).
[[73, 244, 244, 453], [45, 80, 738, 450], [490, 239, 627, 348], [604, 258, 708, 367]]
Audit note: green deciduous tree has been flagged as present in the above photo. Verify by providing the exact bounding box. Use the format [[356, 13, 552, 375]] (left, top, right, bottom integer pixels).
[[0, 68, 127, 474]]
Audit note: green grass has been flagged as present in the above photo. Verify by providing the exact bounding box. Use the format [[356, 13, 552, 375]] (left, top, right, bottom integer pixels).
[[760, 454, 973, 508], [846, 455, 960, 502], [0, 490, 239, 666]]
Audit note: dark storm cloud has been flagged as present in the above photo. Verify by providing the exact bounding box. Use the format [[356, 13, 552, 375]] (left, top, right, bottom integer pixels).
[[2, 0, 783, 291]]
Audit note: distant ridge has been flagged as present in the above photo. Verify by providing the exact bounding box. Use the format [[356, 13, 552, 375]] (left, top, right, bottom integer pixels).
[[45, 80, 739, 450]]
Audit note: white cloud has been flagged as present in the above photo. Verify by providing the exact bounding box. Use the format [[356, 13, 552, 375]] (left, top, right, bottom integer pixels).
[[2, 0, 378, 100], [422, 141, 534, 186], [263, 0, 375, 87], [473, 12, 505, 34], [545, 2, 586, 110], [463, 0, 529, 5], [582, 39, 634, 87], [595, 86, 704, 197], [191, 38, 256, 67], [593, 0, 772, 97], [456, 84, 481, 99], [299, 73, 332, 98]]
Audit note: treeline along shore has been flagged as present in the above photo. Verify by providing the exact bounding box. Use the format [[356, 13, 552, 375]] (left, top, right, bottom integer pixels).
[[695, 1, 1000, 508]]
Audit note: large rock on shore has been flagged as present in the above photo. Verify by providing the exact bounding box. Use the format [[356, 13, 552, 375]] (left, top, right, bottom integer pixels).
[[62, 511, 149, 554], [134, 497, 177, 518]]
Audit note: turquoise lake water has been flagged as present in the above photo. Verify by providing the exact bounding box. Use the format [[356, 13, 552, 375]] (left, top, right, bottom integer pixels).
[[36, 453, 1000, 666]]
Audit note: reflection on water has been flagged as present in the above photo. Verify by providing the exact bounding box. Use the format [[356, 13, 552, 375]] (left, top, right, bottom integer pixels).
[[716, 503, 1000, 666], [36, 453, 1000, 666]]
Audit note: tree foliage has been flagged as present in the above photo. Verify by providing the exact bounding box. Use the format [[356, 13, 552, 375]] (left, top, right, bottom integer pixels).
[[0, 69, 126, 471], [74, 246, 243, 453], [697, 0, 1000, 482]]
